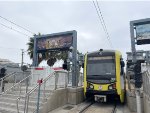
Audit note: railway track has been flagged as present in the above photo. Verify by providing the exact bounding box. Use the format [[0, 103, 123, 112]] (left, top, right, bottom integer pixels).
[[78, 102, 117, 113]]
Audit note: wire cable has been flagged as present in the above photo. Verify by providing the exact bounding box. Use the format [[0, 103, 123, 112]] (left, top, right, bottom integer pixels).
[[95, 0, 111, 39], [92, 0, 113, 48], [0, 46, 21, 50], [0, 15, 35, 35], [0, 22, 31, 37]]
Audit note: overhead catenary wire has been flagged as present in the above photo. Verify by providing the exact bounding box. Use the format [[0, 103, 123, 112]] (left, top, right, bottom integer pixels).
[[0, 15, 35, 35], [0, 46, 20, 50], [0, 22, 31, 37], [95, 0, 110, 38], [92, 0, 113, 48]]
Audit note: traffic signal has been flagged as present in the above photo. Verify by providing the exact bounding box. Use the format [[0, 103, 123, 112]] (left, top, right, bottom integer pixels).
[[62, 63, 68, 70], [134, 63, 142, 88], [0, 68, 6, 78], [62, 60, 70, 71], [1, 68, 6, 74], [21, 65, 28, 71], [47, 58, 57, 67]]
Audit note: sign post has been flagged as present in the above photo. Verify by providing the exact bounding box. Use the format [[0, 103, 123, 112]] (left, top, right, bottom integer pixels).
[[36, 79, 43, 113], [32, 30, 78, 87], [130, 18, 150, 113]]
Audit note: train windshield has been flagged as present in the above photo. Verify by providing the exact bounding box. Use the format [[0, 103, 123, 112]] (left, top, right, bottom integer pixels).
[[87, 56, 116, 77]]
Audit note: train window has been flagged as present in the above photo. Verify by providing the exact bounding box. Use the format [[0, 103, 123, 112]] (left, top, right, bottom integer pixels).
[[87, 62, 116, 77]]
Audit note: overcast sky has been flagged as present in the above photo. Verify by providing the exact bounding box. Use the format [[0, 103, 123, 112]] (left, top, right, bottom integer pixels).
[[0, 0, 150, 66]]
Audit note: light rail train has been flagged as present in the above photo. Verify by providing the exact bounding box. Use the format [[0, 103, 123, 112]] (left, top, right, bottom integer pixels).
[[83, 49, 125, 103]]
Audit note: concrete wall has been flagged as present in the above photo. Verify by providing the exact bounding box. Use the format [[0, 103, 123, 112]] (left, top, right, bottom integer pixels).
[[143, 93, 150, 113], [126, 90, 144, 113], [142, 70, 150, 113], [4, 66, 31, 83], [40, 87, 84, 113], [41, 89, 68, 113], [67, 87, 84, 105]]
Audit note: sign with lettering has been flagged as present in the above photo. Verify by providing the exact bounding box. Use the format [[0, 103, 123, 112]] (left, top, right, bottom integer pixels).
[[88, 56, 114, 60]]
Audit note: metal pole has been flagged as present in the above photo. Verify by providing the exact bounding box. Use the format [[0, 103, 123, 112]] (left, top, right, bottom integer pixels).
[[13, 74, 16, 91], [24, 95, 27, 113], [1, 79, 3, 92], [130, 21, 142, 113], [36, 80, 42, 113], [43, 82, 46, 102], [72, 30, 77, 87], [33, 36, 38, 66], [54, 73, 57, 90], [127, 72, 131, 91], [14, 74, 16, 84], [26, 95, 29, 113], [65, 72, 67, 88], [21, 49, 24, 67], [19, 82, 22, 96], [25, 71, 28, 93], [54, 72, 59, 90], [136, 88, 142, 113]]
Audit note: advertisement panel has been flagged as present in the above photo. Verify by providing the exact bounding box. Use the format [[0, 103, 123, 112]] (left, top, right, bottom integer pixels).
[[136, 24, 150, 45], [36, 35, 73, 51]]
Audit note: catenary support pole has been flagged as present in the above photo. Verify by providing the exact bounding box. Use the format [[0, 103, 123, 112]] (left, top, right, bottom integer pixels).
[[136, 88, 142, 113], [36, 79, 42, 113], [130, 21, 142, 113], [21, 49, 24, 66]]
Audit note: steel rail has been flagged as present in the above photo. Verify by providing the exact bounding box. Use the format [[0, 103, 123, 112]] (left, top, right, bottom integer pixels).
[[78, 102, 94, 113], [111, 103, 117, 113]]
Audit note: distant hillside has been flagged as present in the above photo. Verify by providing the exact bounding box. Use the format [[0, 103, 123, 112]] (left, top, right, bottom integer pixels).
[[0, 58, 19, 67]]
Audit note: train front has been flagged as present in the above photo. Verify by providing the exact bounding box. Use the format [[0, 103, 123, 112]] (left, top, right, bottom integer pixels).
[[84, 50, 119, 102]]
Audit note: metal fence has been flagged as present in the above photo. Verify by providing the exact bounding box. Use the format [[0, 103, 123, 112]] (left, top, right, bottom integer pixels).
[[143, 70, 150, 97], [68, 72, 83, 87], [17, 70, 82, 113], [0, 69, 84, 113]]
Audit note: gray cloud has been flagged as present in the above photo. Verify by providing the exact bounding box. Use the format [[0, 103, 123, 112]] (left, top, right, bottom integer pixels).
[[0, 1, 150, 65]]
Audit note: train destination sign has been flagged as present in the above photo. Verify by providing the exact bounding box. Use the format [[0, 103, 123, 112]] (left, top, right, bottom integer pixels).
[[136, 23, 150, 45], [36, 35, 73, 51], [88, 56, 114, 60]]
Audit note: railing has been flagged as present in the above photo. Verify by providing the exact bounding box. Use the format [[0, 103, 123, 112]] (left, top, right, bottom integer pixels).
[[0, 74, 32, 96], [0, 72, 16, 93], [143, 70, 150, 97], [78, 72, 83, 86], [68, 72, 83, 87], [16, 70, 69, 113]]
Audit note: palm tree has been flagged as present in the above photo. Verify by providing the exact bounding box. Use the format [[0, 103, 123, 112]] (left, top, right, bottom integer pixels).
[[27, 37, 34, 60], [27, 34, 68, 66]]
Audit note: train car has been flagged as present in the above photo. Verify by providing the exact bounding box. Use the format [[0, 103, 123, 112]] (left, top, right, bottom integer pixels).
[[83, 49, 125, 103]]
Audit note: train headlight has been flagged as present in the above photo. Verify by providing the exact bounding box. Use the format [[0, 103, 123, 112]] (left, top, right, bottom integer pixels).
[[108, 83, 116, 90], [112, 83, 116, 89], [89, 84, 94, 89], [108, 85, 113, 90]]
